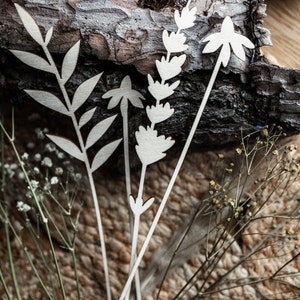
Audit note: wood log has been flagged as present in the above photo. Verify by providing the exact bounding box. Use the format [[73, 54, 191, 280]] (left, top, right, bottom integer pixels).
[[0, 0, 299, 150]]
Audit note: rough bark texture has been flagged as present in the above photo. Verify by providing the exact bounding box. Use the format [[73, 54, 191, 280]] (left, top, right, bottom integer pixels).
[[1, 0, 299, 150]]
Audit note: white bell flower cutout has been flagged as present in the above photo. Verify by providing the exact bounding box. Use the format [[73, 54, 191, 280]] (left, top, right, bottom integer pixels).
[[162, 30, 188, 53], [135, 126, 175, 166], [174, 3, 197, 30], [129, 195, 155, 216], [148, 74, 180, 101], [146, 103, 174, 124], [202, 16, 255, 67], [156, 54, 186, 81]]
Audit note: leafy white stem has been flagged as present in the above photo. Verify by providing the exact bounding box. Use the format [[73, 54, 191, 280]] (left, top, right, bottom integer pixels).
[[42, 45, 112, 300], [119, 51, 223, 300]]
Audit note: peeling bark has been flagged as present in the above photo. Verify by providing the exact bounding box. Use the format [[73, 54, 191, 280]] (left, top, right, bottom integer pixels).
[[0, 0, 299, 150]]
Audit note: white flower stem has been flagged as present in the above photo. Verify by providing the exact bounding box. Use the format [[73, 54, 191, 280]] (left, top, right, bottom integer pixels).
[[121, 104, 134, 233], [126, 213, 142, 300], [125, 163, 147, 299], [119, 53, 223, 300], [121, 103, 141, 300], [42, 45, 112, 300]]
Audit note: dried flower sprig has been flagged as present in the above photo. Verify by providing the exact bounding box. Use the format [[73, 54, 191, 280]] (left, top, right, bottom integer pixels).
[[10, 4, 124, 299], [120, 15, 254, 300]]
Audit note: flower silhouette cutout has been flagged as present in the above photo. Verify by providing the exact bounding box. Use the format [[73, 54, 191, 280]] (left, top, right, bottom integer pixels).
[[162, 30, 188, 53], [156, 54, 186, 81], [129, 195, 155, 215], [148, 74, 180, 101], [135, 126, 175, 165], [202, 16, 254, 67], [146, 103, 174, 124], [103, 75, 145, 111], [174, 4, 197, 30]]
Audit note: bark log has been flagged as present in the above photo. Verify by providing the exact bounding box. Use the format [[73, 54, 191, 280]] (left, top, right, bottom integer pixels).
[[0, 0, 299, 150]]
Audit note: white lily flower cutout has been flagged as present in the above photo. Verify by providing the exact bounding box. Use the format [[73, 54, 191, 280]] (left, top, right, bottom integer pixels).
[[162, 30, 188, 53], [156, 54, 186, 81], [135, 126, 175, 166], [103, 75, 145, 111], [148, 74, 180, 101], [146, 103, 174, 124], [202, 16, 255, 67]]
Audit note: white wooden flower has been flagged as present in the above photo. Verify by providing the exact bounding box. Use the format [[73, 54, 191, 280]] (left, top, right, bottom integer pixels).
[[174, 3, 197, 30], [162, 31, 188, 53], [146, 103, 174, 124], [135, 126, 175, 165], [103, 75, 144, 111], [129, 195, 155, 216], [147, 74, 180, 101], [156, 54, 186, 81], [202, 16, 255, 67]]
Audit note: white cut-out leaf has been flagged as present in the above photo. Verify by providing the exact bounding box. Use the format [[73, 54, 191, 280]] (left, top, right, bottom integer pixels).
[[71, 73, 102, 112], [10, 50, 53, 73], [46, 134, 84, 161], [85, 114, 117, 149], [25, 90, 69, 115], [91, 138, 122, 172], [79, 107, 97, 128], [61, 40, 80, 85], [14, 4, 45, 46], [45, 27, 53, 46]]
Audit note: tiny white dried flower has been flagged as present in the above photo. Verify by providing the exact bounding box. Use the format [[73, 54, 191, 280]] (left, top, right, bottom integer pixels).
[[34, 153, 42, 162], [74, 173, 82, 181], [26, 191, 32, 199], [18, 172, 25, 180], [30, 180, 39, 191], [50, 176, 59, 185], [22, 152, 29, 160], [17, 201, 31, 212], [35, 128, 45, 140], [55, 167, 63, 175], [56, 151, 65, 159], [45, 142, 56, 153], [33, 166, 40, 174], [41, 157, 53, 168]]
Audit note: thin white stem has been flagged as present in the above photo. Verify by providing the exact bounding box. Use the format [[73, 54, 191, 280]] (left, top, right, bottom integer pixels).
[[121, 102, 141, 300], [126, 213, 142, 300], [125, 163, 147, 299], [42, 45, 112, 300], [119, 53, 223, 300], [137, 164, 147, 200], [121, 104, 134, 233]]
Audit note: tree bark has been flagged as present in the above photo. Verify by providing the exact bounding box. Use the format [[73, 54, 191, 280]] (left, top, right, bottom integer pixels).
[[0, 0, 299, 149]]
